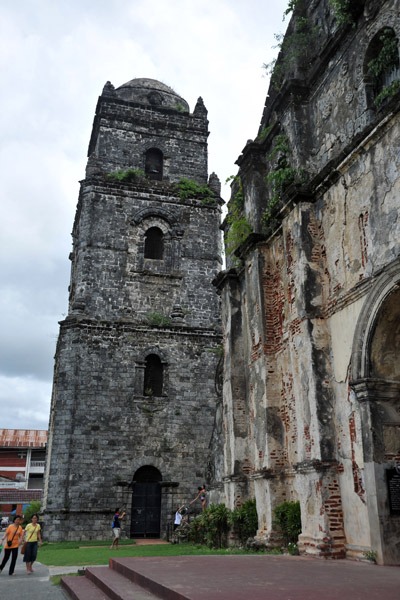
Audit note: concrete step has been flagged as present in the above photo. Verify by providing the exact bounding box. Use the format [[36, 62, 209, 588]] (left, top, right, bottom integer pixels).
[[62, 574, 111, 600], [62, 566, 162, 600], [110, 558, 189, 600], [87, 566, 161, 600]]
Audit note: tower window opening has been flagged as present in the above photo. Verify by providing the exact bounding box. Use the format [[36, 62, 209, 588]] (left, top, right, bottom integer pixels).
[[144, 227, 164, 259], [145, 148, 163, 181], [143, 354, 163, 396]]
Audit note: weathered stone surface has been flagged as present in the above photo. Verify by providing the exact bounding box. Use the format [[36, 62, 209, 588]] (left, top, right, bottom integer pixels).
[[43, 79, 222, 541], [217, 0, 400, 565]]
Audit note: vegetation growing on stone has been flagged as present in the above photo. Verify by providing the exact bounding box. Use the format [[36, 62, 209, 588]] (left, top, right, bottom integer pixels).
[[256, 125, 273, 143], [283, 0, 302, 19], [329, 0, 355, 27], [266, 0, 358, 92], [262, 134, 306, 232], [374, 79, 400, 106], [363, 549, 377, 563], [264, 11, 320, 91], [225, 175, 252, 257], [146, 312, 171, 327], [107, 168, 147, 183], [367, 28, 400, 106], [175, 102, 187, 112], [176, 178, 215, 204]]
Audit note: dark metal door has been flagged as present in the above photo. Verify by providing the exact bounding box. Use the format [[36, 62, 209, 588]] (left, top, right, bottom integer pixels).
[[130, 482, 161, 537]]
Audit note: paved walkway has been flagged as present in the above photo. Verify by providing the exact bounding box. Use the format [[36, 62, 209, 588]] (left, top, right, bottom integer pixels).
[[0, 539, 166, 599], [0, 559, 67, 599], [1, 551, 400, 599], [112, 554, 400, 600]]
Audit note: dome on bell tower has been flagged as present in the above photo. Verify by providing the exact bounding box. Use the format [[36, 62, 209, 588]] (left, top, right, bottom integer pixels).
[[114, 77, 189, 111]]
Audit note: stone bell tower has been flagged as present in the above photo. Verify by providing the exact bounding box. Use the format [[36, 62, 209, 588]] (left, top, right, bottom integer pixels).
[[43, 78, 222, 540]]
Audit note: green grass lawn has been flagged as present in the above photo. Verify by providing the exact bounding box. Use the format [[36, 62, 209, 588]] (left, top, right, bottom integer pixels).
[[38, 541, 270, 567]]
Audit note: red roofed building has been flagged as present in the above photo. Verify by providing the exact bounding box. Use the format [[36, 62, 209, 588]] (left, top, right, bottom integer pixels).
[[0, 429, 47, 518]]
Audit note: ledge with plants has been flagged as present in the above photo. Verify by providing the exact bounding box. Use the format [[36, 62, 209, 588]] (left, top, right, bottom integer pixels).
[[175, 177, 217, 205], [261, 133, 309, 236], [224, 175, 253, 262], [107, 168, 148, 184]]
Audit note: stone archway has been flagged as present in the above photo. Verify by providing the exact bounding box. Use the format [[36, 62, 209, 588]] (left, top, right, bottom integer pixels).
[[130, 466, 162, 538], [350, 260, 400, 564]]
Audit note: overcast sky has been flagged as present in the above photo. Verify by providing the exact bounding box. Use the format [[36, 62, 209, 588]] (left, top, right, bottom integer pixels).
[[0, 0, 288, 430]]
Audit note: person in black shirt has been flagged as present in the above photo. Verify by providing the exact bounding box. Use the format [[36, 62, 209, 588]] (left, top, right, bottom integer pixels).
[[110, 507, 126, 549]]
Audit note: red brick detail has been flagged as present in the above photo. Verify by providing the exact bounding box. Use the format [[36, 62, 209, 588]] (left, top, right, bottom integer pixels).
[[277, 372, 297, 468], [358, 212, 369, 269], [304, 425, 312, 460], [349, 412, 366, 503], [263, 257, 285, 355], [251, 332, 262, 362]]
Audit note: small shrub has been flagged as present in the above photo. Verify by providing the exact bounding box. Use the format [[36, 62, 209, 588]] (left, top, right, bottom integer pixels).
[[287, 541, 299, 555], [229, 499, 258, 544], [146, 312, 171, 327], [363, 549, 377, 563], [189, 504, 230, 549], [256, 125, 273, 143], [108, 168, 146, 183], [176, 178, 215, 204], [175, 102, 187, 112], [273, 501, 302, 547]]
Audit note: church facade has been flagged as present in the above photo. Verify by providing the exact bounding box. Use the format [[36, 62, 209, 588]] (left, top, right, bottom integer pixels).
[[42, 78, 222, 540], [215, 0, 400, 565], [43, 0, 400, 566]]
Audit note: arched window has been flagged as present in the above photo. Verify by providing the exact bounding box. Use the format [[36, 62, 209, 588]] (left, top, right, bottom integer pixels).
[[144, 227, 164, 259], [365, 28, 400, 107], [145, 148, 163, 181], [143, 354, 163, 396]]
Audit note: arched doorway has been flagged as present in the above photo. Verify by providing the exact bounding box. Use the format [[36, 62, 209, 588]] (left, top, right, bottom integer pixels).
[[130, 466, 162, 538], [350, 263, 400, 564]]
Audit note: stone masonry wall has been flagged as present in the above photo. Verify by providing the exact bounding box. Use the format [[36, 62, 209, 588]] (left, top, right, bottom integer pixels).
[[218, 0, 400, 564], [44, 79, 223, 541], [87, 96, 209, 184], [44, 321, 220, 541]]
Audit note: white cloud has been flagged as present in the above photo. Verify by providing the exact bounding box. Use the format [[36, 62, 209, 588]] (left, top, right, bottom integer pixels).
[[0, 0, 289, 430], [0, 375, 52, 429]]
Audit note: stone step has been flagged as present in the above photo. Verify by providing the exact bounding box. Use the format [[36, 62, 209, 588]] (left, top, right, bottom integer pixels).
[[62, 566, 163, 600]]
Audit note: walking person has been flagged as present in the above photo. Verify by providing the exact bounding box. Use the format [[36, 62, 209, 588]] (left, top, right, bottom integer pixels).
[[23, 513, 42, 574], [0, 515, 24, 576], [110, 508, 126, 550]]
